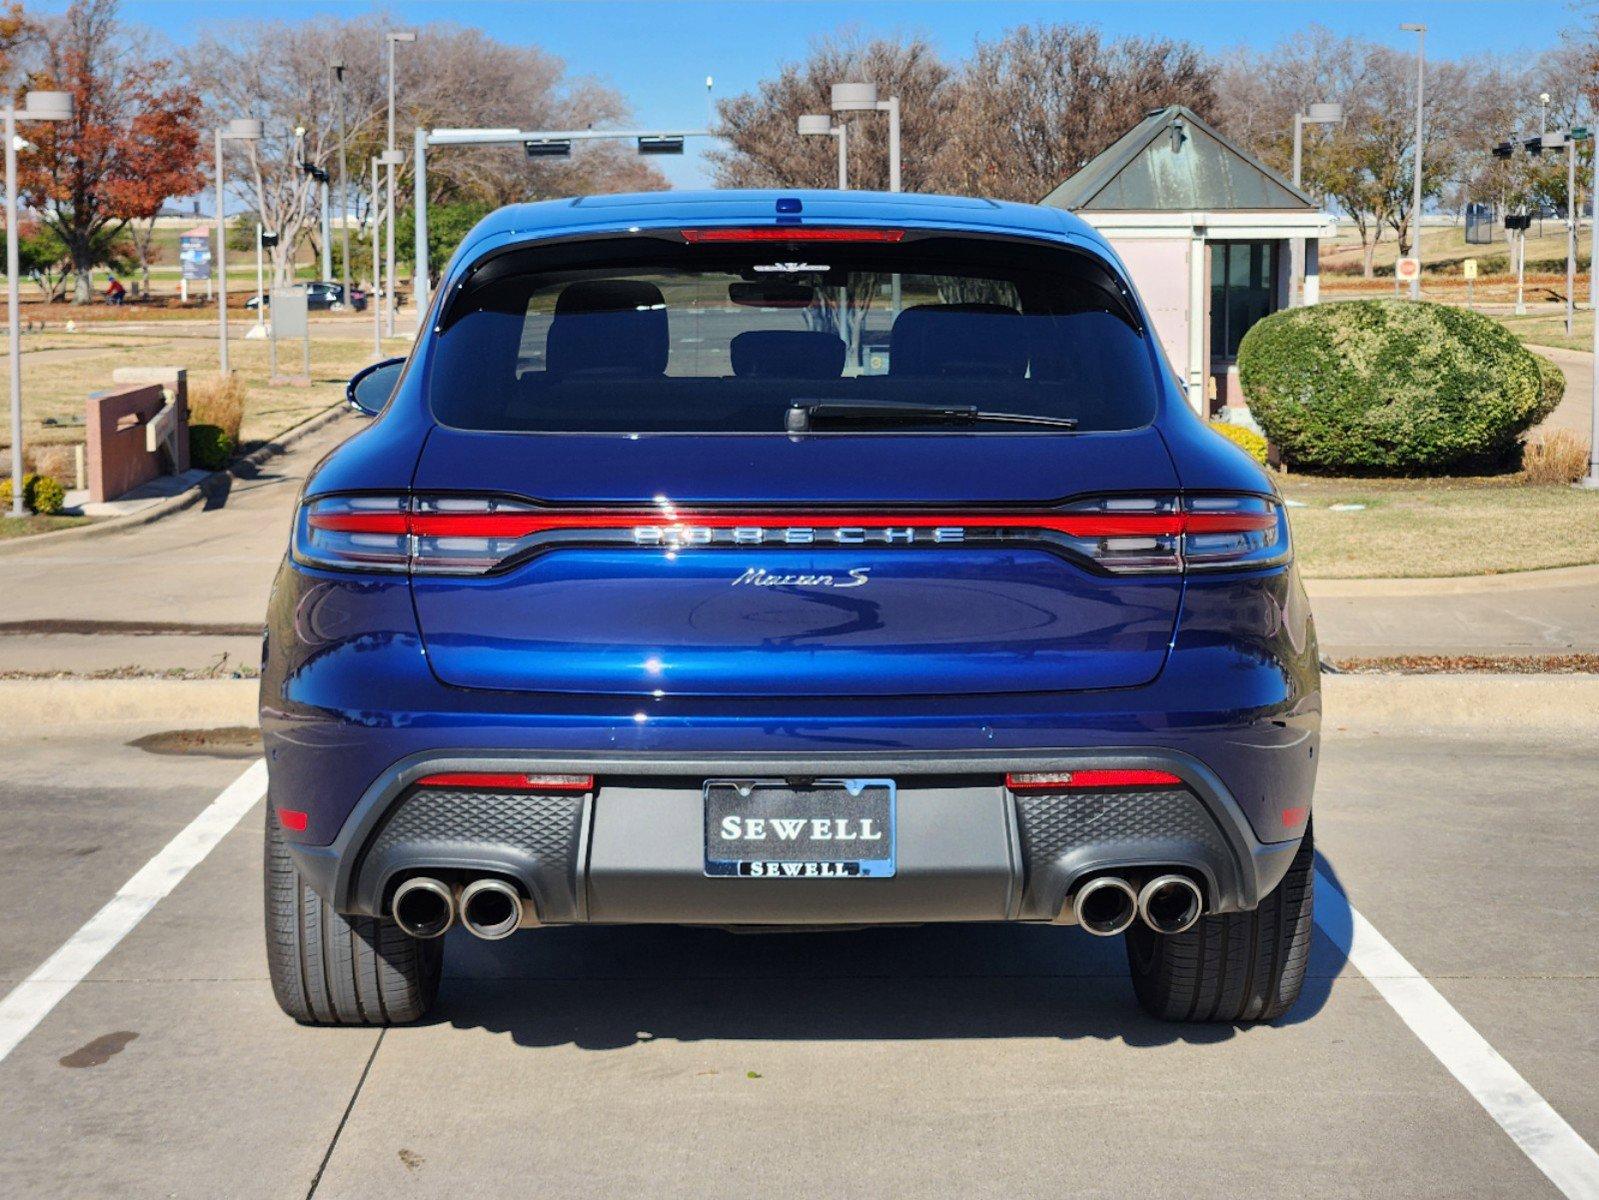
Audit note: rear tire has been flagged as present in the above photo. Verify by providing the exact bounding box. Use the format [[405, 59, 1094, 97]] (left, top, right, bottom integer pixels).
[[264, 804, 442, 1025], [1125, 822, 1314, 1023]]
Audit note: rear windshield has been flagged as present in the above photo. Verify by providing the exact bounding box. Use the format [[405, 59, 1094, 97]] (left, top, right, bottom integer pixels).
[[428, 233, 1159, 433]]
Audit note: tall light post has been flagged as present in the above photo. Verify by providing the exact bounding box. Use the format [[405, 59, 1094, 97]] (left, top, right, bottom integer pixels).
[[213, 117, 262, 377], [1290, 102, 1342, 306], [1401, 22, 1427, 300], [370, 156, 382, 359], [385, 29, 416, 337], [373, 150, 404, 354], [798, 113, 847, 188], [331, 59, 350, 302], [6, 89, 73, 519], [830, 82, 899, 191], [830, 81, 901, 326]]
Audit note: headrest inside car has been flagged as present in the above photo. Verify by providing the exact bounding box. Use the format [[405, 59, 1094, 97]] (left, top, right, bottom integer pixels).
[[889, 302, 1027, 378], [729, 330, 846, 379], [546, 280, 668, 377]]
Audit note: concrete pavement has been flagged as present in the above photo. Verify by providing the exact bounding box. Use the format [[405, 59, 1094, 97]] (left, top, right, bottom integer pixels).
[[0, 715, 1595, 1198]]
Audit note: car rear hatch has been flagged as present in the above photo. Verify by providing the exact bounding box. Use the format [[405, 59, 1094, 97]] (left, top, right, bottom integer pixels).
[[360, 220, 1238, 699], [403, 427, 1184, 697]]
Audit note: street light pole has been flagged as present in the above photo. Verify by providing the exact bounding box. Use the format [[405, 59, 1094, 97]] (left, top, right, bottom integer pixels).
[[371, 156, 382, 359], [1401, 23, 1427, 300], [332, 60, 350, 302], [830, 82, 900, 191], [254, 223, 265, 329], [798, 114, 848, 188], [212, 120, 262, 376], [385, 30, 416, 339], [6, 90, 74, 518], [1290, 103, 1342, 306]]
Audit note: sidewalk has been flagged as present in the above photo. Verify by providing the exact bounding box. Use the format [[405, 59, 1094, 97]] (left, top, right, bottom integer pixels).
[[1307, 566, 1599, 659], [0, 412, 356, 676]]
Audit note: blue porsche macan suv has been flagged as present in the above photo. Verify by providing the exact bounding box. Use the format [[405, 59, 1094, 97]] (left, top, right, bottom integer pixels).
[[261, 190, 1320, 1027]]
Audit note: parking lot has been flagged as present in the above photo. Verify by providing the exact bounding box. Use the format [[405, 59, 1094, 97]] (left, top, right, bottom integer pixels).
[[1, 706, 1595, 1198]]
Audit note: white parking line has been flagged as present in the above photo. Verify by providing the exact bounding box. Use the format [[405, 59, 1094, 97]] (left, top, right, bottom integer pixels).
[[0, 759, 267, 1065], [1315, 870, 1599, 1200]]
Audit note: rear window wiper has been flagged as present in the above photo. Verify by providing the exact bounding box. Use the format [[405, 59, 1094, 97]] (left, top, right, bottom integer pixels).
[[787, 400, 1077, 432]]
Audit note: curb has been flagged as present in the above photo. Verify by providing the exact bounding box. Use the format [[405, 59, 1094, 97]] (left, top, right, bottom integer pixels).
[[5, 674, 1596, 736], [0, 402, 347, 557]]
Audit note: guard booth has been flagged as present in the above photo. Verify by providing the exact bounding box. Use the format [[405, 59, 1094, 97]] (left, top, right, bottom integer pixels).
[[1040, 105, 1337, 421]]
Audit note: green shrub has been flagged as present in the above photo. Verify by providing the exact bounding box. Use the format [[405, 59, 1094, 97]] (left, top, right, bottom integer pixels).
[[30, 474, 66, 514], [189, 424, 234, 470], [0, 471, 67, 514], [1209, 420, 1269, 465], [1530, 353, 1567, 423], [1237, 299, 1546, 474]]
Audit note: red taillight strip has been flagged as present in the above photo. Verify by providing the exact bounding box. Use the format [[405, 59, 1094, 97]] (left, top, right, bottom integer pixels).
[[1006, 769, 1183, 791], [680, 227, 905, 243], [416, 772, 595, 791], [310, 510, 1275, 538]]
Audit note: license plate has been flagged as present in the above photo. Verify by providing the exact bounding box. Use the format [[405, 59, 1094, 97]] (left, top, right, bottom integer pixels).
[[703, 779, 896, 878]]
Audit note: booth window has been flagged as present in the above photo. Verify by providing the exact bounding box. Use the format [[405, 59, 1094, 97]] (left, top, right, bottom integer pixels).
[[1211, 241, 1279, 359]]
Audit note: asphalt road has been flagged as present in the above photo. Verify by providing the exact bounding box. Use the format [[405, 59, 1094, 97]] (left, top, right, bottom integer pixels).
[[0, 718, 1594, 1199]]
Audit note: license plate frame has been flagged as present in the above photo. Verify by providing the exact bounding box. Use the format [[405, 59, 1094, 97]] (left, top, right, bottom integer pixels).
[[703, 778, 896, 878]]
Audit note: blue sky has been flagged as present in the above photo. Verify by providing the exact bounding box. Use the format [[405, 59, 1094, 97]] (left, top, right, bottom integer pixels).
[[37, 0, 1588, 187]]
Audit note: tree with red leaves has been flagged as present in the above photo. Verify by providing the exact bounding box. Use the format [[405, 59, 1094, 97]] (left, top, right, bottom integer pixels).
[[20, 0, 204, 303]]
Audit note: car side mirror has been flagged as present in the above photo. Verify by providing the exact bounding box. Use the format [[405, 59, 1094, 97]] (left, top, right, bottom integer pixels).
[[347, 357, 405, 417]]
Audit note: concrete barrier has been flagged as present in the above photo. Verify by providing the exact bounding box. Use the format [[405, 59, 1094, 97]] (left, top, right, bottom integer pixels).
[[86, 369, 189, 503]]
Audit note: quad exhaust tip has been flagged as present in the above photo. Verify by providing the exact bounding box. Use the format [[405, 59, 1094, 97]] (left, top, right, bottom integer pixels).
[[392, 876, 455, 939], [1138, 874, 1205, 935], [459, 878, 524, 940], [1072, 876, 1139, 936]]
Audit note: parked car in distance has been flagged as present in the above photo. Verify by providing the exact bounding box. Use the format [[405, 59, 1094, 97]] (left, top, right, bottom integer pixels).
[[261, 190, 1321, 1029], [245, 281, 366, 312]]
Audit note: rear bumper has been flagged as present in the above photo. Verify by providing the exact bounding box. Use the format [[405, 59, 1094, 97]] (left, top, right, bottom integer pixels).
[[287, 748, 1304, 925]]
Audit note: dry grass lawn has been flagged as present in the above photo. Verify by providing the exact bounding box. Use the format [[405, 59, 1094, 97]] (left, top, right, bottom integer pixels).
[[2, 324, 411, 456], [1282, 475, 1599, 578]]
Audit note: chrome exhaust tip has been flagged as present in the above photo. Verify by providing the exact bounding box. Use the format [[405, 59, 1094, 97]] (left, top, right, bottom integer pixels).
[[458, 878, 524, 940], [1138, 874, 1205, 935], [1072, 876, 1139, 936], [391, 876, 455, 939]]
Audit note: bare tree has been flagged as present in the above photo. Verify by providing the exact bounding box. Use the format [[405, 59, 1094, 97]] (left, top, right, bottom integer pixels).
[[1216, 27, 1473, 277], [184, 16, 666, 286], [709, 31, 957, 191], [938, 24, 1217, 202]]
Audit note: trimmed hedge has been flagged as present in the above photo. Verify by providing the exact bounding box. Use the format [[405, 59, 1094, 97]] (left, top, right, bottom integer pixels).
[[1209, 420, 1269, 465], [1237, 300, 1547, 474], [1530, 353, 1567, 424]]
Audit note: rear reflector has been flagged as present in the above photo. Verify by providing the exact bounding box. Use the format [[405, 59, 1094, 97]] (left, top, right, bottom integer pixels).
[[415, 772, 595, 792], [680, 227, 905, 243], [276, 808, 309, 832], [1281, 805, 1309, 828], [1006, 769, 1183, 791]]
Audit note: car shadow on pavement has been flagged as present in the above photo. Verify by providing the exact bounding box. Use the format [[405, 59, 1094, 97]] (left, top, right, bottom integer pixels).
[[431, 861, 1350, 1049]]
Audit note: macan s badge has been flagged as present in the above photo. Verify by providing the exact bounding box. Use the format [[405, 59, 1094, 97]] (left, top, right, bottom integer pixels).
[[731, 566, 871, 589]]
